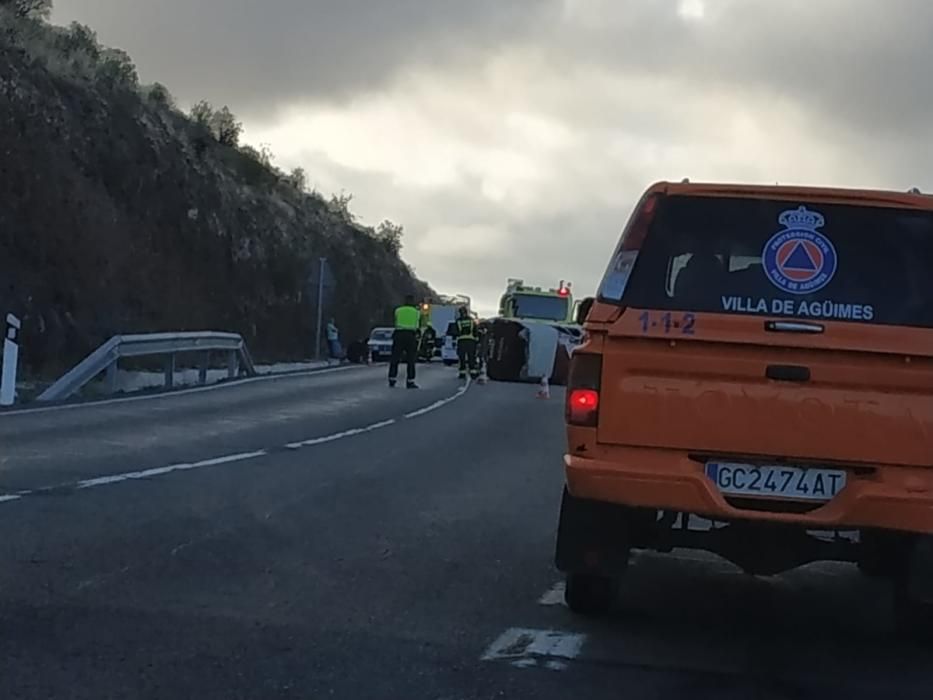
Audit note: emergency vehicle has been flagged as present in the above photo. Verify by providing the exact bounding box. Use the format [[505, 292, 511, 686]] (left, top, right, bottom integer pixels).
[[498, 279, 574, 323], [557, 180, 933, 636], [420, 294, 472, 365]]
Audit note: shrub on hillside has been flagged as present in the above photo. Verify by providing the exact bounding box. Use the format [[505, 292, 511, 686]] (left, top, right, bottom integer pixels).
[[211, 106, 241, 147], [1, 0, 52, 19], [97, 47, 137, 89]]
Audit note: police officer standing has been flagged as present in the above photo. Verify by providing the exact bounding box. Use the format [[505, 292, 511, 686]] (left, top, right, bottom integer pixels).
[[389, 294, 420, 388], [448, 306, 479, 381]]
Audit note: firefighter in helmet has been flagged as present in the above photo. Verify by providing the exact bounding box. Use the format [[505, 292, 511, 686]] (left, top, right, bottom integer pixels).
[[448, 306, 479, 380]]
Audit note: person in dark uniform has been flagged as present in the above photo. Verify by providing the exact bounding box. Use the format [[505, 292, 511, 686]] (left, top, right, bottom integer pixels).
[[476, 319, 489, 377], [448, 306, 479, 380], [418, 323, 437, 362], [389, 294, 420, 388]]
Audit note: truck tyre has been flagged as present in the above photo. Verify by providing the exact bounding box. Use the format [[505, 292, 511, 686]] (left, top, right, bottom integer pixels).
[[555, 487, 632, 577]]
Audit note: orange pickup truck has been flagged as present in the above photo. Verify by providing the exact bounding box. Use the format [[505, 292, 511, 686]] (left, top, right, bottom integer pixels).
[[555, 181, 933, 635]]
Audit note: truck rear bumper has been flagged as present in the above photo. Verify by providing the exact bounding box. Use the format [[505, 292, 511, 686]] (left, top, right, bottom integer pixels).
[[565, 449, 933, 535]]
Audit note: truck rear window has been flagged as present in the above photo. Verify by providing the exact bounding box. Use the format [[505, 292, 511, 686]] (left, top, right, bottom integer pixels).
[[609, 195, 933, 327], [510, 294, 569, 321]]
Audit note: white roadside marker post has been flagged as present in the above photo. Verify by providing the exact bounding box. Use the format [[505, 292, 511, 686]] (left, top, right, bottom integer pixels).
[[1, 313, 22, 407]]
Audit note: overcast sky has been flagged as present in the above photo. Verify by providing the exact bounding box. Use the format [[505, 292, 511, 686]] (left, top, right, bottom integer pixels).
[[53, 0, 933, 315]]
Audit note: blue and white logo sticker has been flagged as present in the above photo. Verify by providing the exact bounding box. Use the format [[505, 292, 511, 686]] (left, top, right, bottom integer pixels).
[[762, 206, 837, 295]]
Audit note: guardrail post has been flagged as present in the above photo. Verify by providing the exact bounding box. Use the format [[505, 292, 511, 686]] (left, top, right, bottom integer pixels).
[[164, 354, 176, 389], [227, 350, 239, 378], [198, 351, 209, 385], [105, 361, 118, 395], [1, 314, 21, 407]]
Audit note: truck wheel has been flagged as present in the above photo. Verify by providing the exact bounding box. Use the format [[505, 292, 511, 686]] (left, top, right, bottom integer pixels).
[[565, 573, 616, 615], [555, 487, 632, 577]]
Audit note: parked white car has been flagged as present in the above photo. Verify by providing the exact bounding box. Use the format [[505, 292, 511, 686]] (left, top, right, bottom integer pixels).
[[367, 327, 394, 362]]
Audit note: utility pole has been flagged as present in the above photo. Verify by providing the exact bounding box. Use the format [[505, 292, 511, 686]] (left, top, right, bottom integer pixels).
[[314, 257, 326, 360]]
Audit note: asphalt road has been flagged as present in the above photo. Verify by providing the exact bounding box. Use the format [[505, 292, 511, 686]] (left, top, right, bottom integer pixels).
[[0, 363, 929, 699]]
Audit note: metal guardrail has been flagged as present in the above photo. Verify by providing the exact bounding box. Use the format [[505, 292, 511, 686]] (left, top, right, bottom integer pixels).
[[37, 331, 256, 402]]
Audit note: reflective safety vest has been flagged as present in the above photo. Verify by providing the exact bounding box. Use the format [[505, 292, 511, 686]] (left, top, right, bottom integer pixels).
[[456, 319, 477, 340], [394, 305, 421, 330]]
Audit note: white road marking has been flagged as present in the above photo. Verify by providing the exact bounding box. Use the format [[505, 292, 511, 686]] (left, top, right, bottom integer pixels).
[[537, 581, 566, 606], [480, 628, 586, 670], [0, 379, 470, 504], [75, 450, 268, 490], [403, 380, 469, 419], [284, 419, 396, 450], [0, 364, 358, 417], [187, 451, 268, 468]]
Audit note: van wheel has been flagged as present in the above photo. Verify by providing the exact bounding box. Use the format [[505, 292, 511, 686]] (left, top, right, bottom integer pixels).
[[564, 573, 616, 616], [443, 360, 456, 367]]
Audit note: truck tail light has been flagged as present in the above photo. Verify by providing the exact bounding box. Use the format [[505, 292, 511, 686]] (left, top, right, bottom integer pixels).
[[566, 353, 602, 427]]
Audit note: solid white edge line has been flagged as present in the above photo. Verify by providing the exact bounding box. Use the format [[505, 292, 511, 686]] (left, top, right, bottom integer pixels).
[[0, 364, 361, 417]]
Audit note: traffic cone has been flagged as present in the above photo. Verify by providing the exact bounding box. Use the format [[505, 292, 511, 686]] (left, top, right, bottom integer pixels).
[[536, 376, 550, 399], [478, 369, 488, 385]]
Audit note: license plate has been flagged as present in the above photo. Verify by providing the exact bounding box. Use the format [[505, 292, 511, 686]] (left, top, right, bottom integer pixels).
[[705, 462, 846, 502]]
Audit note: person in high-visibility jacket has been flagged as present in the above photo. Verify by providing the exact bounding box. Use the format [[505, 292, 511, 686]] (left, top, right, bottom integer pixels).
[[448, 306, 479, 380], [389, 294, 420, 388]]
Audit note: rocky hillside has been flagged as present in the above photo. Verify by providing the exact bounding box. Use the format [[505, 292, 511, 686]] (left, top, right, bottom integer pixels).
[[0, 7, 431, 376]]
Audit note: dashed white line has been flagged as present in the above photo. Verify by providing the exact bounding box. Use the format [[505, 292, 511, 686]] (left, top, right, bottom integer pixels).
[[75, 450, 268, 490], [403, 380, 470, 419], [1, 380, 471, 504], [188, 451, 268, 468], [284, 419, 396, 450]]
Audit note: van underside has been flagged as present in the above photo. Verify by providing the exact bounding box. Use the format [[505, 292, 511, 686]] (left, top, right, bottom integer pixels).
[[554, 489, 909, 577]]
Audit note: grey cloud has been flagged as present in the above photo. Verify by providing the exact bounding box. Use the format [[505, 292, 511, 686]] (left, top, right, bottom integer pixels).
[[542, 0, 933, 138], [292, 149, 628, 311], [48, 0, 933, 307], [53, 0, 556, 116], [52, 0, 933, 141]]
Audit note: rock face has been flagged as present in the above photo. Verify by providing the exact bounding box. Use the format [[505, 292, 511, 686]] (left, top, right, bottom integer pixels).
[[0, 12, 430, 376]]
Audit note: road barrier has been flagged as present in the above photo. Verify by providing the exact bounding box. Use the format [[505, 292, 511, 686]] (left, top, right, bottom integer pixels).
[[37, 331, 256, 402]]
